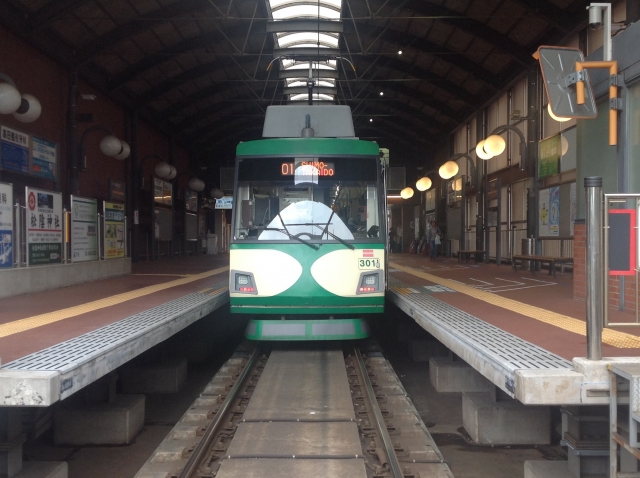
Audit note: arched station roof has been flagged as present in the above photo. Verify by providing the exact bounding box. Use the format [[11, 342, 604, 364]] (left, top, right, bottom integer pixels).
[[0, 0, 588, 164]]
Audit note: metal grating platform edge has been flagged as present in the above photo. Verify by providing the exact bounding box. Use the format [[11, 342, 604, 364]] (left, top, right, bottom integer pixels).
[[387, 277, 588, 405], [0, 281, 229, 407]]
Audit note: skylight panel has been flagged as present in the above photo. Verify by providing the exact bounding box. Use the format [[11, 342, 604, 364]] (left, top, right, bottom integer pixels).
[[277, 32, 339, 48], [287, 79, 335, 88], [283, 61, 335, 70], [272, 5, 340, 20], [268, 0, 343, 102], [290, 93, 334, 101], [270, 0, 341, 8]]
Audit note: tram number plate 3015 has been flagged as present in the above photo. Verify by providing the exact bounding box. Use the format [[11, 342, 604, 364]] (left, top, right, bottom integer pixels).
[[358, 258, 380, 269]]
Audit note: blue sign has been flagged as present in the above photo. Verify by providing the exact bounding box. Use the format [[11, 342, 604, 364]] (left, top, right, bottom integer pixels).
[[32, 136, 57, 180], [1, 126, 29, 174], [0, 230, 12, 268]]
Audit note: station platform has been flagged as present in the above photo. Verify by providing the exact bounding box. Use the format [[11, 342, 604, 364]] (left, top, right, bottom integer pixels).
[[0, 255, 229, 407], [387, 253, 640, 406], [1, 251, 638, 409]]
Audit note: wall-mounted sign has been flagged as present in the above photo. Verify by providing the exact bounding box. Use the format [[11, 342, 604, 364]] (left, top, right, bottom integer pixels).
[[70, 196, 98, 262], [0, 182, 13, 268], [109, 179, 126, 203], [154, 178, 172, 206], [609, 209, 637, 276], [185, 189, 198, 212], [215, 196, 233, 209], [25, 187, 62, 266], [539, 135, 560, 179], [1, 126, 29, 174], [31, 136, 57, 180], [104, 201, 125, 259], [539, 186, 560, 237]]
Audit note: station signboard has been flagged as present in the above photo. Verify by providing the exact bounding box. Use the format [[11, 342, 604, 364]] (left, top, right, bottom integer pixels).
[[104, 201, 125, 259], [0, 182, 13, 268], [25, 187, 62, 266], [70, 196, 98, 262]]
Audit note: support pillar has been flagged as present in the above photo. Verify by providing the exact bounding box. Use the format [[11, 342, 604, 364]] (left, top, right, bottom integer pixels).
[[0, 409, 67, 478], [53, 374, 144, 446], [462, 391, 550, 445], [0, 409, 24, 478]]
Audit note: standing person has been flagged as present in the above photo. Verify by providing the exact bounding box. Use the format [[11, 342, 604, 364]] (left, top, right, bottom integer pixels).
[[427, 220, 442, 260], [388, 227, 397, 253]]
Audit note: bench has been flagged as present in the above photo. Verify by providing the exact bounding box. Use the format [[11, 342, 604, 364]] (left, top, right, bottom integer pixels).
[[511, 254, 573, 278], [457, 250, 486, 263]]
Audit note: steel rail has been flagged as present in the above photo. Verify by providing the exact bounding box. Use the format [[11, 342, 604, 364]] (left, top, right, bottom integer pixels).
[[354, 347, 404, 478], [178, 348, 262, 478]]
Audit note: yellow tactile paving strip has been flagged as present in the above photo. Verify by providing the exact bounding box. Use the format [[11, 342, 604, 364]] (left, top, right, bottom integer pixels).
[[390, 261, 640, 349], [0, 266, 229, 339]]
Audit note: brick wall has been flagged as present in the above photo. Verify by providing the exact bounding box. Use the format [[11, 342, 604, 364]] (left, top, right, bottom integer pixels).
[[0, 25, 197, 260]]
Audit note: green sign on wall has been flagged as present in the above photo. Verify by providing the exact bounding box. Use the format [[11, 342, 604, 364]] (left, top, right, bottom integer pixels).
[[539, 135, 560, 179]]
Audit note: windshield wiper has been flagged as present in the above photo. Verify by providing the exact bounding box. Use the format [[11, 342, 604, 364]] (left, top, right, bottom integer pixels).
[[311, 223, 355, 250], [266, 212, 319, 250]]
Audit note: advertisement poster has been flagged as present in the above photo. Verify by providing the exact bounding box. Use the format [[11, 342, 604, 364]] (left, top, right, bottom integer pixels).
[[104, 202, 125, 259], [25, 187, 62, 265], [163, 181, 172, 206], [539, 188, 550, 236], [539, 135, 560, 179], [548, 186, 560, 236], [70, 196, 98, 262], [153, 178, 172, 205], [0, 182, 13, 268], [185, 189, 198, 212], [109, 179, 126, 203], [153, 178, 163, 204], [31, 136, 57, 180], [1, 126, 29, 174]]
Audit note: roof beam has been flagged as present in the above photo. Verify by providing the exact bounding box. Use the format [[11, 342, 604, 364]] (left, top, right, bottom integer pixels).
[[75, 0, 214, 65], [273, 47, 341, 59], [279, 69, 339, 79], [404, 0, 531, 65], [266, 19, 343, 33], [107, 27, 256, 91], [283, 86, 337, 96], [343, 22, 498, 89], [356, 57, 480, 108]]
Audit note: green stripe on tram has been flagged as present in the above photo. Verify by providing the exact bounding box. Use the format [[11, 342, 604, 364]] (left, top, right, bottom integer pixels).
[[236, 138, 380, 156]]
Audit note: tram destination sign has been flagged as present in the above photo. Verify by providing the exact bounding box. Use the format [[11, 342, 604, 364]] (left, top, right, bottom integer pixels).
[[281, 160, 335, 177]]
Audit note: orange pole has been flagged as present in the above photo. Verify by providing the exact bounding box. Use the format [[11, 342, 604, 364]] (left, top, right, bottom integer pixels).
[[575, 61, 618, 146]]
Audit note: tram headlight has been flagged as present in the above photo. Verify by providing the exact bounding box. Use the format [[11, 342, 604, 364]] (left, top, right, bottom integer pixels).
[[232, 271, 258, 294], [357, 271, 382, 294]]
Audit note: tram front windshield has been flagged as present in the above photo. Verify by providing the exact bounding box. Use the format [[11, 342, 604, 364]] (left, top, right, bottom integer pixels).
[[233, 156, 382, 243]]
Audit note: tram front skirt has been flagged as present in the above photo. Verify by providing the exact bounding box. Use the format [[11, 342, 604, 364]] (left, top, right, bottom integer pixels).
[[244, 317, 370, 341]]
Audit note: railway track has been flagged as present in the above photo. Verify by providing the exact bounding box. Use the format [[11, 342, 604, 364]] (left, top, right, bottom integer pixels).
[[135, 342, 453, 478]]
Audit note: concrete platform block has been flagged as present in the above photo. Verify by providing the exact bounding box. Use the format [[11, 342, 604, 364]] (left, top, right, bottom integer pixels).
[[429, 357, 493, 393], [408, 340, 449, 362], [120, 357, 187, 394], [15, 461, 68, 478], [54, 394, 144, 445], [568, 448, 608, 477], [462, 392, 550, 445], [0, 258, 131, 299], [524, 460, 572, 478]]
